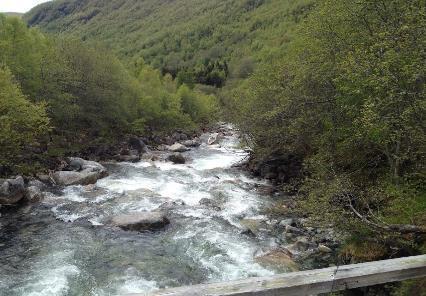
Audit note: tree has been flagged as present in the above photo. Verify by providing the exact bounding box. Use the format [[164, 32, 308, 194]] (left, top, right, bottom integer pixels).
[[0, 67, 50, 174]]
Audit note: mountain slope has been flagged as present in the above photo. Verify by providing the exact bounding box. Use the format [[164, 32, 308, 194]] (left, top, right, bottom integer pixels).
[[25, 0, 314, 85]]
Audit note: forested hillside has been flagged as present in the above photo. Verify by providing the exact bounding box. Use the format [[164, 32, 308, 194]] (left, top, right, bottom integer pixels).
[[25, 0, 314, 87], [0, 15, 217, 175]]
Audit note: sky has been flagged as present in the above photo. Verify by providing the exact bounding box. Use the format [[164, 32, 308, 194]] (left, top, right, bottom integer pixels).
[[0, 0, 51, 13]]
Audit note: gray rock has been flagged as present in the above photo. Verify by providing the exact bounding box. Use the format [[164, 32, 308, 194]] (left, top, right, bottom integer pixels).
[[111, 212, 170, 232], [53, 171, 100, 186], [167, 153, 186, 164], [25, 186, 44, 203], [28, 179, 46, 190], [74, 158, 106, 173], [285, 225, 305, 235], [141, 152, 160, 161], [172, 132, 189, 142], [36, 174, 52, 184], [129, 137, 148, 154], [240, 227, 256, 237], [168, 143, 190, 153], [0, 176, 25, 205], [69, 158, 84, 171], [279, 218, 294, 227], [53, 159, 107, 186], [240, 219, 264, 236], [181, 139, 201, 147], [289, 237, 316, 252]]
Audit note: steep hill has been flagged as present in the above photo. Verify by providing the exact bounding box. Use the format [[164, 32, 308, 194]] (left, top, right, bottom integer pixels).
[[25, 0, 314, 86]]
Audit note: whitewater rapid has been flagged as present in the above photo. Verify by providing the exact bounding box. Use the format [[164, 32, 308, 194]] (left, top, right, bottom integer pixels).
[[0, 127, 281, 296]]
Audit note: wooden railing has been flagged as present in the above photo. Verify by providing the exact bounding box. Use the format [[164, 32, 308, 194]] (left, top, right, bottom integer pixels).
[[129, 255, 426, 296]]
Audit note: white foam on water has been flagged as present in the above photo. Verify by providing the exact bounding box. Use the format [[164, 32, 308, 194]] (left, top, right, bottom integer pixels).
[[157, 181, 210, 206], [51, 206, 86, 223], [114, 268, 158, 295], [220, 187, 261, 220], [88, 218, 104, 226], [155, 161, 190, 171], [43, 189, 86, 204], [127, 161, 154, 168], [97, 176, 155, 193], [177, 226, 274, 282], [13, 251, 79, 296], [61, 186, 88, 202], [191, 153, 244, 170]]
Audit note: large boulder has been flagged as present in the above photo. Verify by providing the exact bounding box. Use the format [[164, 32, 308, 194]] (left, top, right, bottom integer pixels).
[[111, 211, 170, 232], [53, 171, 101, 186], [129, 137, 149, 154], [168, 143, 189, 153], [0, 176, 25, 205], [167, 153, 186, 164], [53, 158, 107, 186], [255, 248, 299, 272]]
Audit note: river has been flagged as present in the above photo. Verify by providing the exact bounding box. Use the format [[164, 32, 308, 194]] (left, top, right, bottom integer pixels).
[[0, 125, 294, 296]]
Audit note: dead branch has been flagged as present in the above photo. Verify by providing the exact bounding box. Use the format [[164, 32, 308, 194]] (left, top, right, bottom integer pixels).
[[345, 194, 426, 235]]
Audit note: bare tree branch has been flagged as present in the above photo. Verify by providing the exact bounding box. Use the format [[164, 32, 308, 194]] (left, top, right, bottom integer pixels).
[[345, 194, 426, 234]]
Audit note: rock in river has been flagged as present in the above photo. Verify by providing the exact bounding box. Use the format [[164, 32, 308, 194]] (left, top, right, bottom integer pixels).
[[0, 176, 25, 205], [111, 211, 170, 232], [53, 158, 108, 186], [168, 143, 190, 153], [181, 139, 201, 147], [25, 186, 44, 203], [167, 153, 186, 164]]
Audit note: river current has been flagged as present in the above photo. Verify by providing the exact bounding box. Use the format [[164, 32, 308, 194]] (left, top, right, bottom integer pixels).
[[0, 126, 283, 295]]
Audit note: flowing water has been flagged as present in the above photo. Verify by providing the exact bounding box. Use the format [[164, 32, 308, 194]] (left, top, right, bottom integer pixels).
[[0, 126, 284, 296]]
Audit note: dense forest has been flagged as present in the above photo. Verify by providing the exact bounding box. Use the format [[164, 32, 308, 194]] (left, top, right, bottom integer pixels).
[[0, 14, 217, 175], [0, 0, 425, 294], [25, 0, 314, 88]]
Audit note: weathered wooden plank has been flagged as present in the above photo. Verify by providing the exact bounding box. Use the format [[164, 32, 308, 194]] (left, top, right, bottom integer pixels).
[[128, 255, 426, 296]]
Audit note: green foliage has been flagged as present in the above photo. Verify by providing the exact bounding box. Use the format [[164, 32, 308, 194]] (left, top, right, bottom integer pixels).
[[230, 0, 426, 256], [25, 0, 315, 87], [177, 84, 218, 124], [136, 65, 193, 133], [392, 278, 426, 296], [0, 67, 50, 174], [0, 14, 217, 175]]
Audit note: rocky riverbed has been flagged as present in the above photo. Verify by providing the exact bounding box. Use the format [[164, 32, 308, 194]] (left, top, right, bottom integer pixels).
[[0, 124, 338, 296]]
